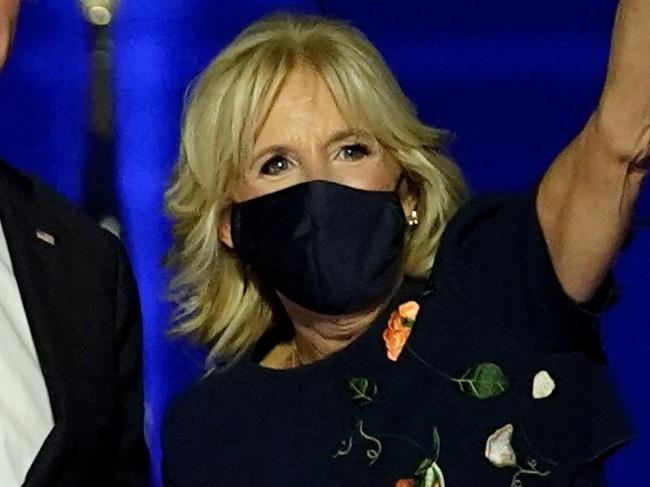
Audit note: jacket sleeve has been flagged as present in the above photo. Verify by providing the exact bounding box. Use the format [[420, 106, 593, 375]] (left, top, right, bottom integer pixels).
[[427, 190, 634, 479], [430, 189, 616, 355], [110, 239, 150, 486]]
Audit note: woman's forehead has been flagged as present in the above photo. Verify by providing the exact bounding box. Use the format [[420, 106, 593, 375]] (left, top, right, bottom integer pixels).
[[254, 65, 366, 150], [263, 66, 342, 123]]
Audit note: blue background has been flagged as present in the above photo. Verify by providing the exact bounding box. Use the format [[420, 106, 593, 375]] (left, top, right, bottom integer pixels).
[[0, 1, 647, 485]]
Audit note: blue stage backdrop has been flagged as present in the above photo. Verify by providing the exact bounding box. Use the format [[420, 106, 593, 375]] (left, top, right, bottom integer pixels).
[[0, 1, 647, 485]]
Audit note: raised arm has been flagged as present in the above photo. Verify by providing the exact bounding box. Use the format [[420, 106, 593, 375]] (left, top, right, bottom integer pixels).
[[537, 0, 649, 303]]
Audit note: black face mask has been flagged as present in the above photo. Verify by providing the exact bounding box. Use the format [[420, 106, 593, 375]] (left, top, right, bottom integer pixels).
[[231, 180, 407, 315]]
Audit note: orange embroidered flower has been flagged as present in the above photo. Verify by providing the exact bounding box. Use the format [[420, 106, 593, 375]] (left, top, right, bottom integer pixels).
[[383, 300, 420, 361], [398, 301, 420, 322], [394, 479, 415, 487], [383, 325, 411, 361]]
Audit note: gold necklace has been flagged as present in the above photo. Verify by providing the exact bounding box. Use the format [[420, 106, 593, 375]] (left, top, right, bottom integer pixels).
[[289, 340, 303, 368]]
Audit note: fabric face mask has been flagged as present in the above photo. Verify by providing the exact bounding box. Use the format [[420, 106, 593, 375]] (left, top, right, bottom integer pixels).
[[230, 180, 407, 315]]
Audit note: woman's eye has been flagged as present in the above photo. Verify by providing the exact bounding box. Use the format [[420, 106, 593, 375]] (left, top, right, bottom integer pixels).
[[260, 156, 291, 176], [338, 144, 371, 161]]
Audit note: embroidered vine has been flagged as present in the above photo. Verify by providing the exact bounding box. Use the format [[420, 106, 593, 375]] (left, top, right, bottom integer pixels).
[[510, 458, 551, 487], [383, 300, 510, 400], [333, 300, 552, 486], [404, 339, 510, 400], [333, 420, 383, 466], [333, 377, 383, 465]]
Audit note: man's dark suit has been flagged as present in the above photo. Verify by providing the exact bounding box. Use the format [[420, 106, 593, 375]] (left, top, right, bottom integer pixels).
[[0, 160, 149, 486]]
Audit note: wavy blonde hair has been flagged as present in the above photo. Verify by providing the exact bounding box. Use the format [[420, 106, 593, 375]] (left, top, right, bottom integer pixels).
[[166, 13, 468, 364]]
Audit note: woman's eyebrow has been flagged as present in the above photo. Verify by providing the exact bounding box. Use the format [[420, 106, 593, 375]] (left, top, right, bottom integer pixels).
[[252, 144, 290, 162], [252, 129, 373, 162], [326, 128, 372, 145]]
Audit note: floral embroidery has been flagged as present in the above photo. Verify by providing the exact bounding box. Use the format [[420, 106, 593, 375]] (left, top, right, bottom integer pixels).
[[335, 299, 549, 486], [333, 420, 383, 465], [420, 462, 445, 487], [335, 378, 383, 465], [395, 428, 446, 487], [383, 301, 420, 361], [510, 459, 551, 487], [532, 370, 556, 399], [336, 378, 447, 481], [405, 343, 510, 400], [485, 424, 551, 486], [397, 301, 421, 322], [485, 424, 518, 467], [397, 464, 444, 487], [383, 302, 510, 400], [454, 362, 510, 399], [347, 377, 378, 408], [395, 479, 416, 487]]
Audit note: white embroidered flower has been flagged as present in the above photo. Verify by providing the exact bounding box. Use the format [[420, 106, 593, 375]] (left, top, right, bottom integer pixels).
[[532, 370, 556, 399], [423, 462, 445, 487], [485, 424, 517, 467]]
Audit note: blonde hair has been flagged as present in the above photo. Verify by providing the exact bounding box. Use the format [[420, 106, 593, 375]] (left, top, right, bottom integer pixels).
[[166, 13, 468, 364]]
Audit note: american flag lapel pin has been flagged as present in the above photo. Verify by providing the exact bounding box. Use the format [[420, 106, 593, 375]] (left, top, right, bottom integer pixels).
[[35, 230, 56, 246]]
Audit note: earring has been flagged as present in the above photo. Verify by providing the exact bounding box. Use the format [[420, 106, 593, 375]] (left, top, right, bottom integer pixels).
[[407, 209, 419, 227]]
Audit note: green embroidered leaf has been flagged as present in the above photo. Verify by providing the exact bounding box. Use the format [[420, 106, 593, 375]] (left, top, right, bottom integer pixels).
[[432, 427, 441, 462], [347, 377, 378, 407], [454, 362, 509, 399], [402, 317, 416, 328], [414, 428, 441, 478], [414, 457, 433, 476]]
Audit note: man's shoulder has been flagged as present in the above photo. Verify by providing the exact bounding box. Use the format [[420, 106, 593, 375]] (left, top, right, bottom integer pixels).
[[0, 159, 117, 250]]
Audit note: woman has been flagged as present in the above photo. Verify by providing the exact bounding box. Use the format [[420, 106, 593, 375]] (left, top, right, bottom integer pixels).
[[163, 3, 647, 485]]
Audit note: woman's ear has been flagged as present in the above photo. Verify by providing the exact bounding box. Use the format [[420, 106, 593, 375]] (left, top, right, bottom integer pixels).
[[398, 176, 418, 217], [219, 207, 235, 249]]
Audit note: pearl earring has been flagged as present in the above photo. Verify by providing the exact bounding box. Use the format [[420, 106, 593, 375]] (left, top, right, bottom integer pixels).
[[407, 209, 419, 226]]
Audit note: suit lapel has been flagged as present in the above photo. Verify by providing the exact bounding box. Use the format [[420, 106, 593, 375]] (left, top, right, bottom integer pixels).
[[0, 173, 75, 487]]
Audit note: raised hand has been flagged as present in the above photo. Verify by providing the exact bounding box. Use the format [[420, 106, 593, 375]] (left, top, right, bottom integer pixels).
[[596, 0, 650, 167]]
